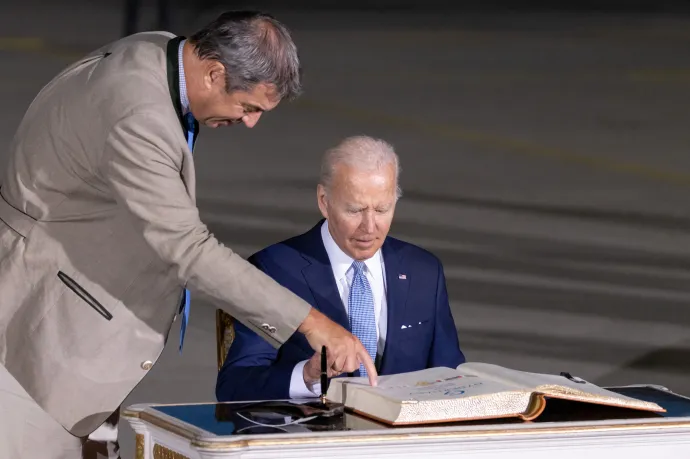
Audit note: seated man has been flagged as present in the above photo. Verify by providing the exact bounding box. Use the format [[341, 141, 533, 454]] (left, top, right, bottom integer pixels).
[[216, 136, 465, 401]]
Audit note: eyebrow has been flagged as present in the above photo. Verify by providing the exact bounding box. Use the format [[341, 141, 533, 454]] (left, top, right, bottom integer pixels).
[[243, 104, 263, 113]]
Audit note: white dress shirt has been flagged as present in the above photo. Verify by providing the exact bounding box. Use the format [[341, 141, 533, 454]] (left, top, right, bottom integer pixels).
[[178, 40, 190, 114], [289, 220, 388, 398]]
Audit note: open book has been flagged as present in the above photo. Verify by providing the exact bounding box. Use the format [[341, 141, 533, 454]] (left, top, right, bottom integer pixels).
[[326, 362, 666, 425]]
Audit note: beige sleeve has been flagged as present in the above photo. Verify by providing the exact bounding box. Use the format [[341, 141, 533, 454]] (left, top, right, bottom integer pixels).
[[102, 109, 311, 347]]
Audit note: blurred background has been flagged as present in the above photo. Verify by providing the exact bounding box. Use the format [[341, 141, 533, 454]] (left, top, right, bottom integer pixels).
[[2, 0, 690, 456]]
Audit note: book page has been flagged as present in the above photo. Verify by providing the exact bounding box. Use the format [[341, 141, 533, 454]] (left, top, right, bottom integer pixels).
[[455, 362, 532, 389], [457, 362, 609, 390], [336, 366, 519, 403], [457, 362, 664, 413]]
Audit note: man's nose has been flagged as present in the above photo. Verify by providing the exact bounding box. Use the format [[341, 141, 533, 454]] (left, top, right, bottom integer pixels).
[[242, 112, 262, 128], [361, 211, 376, 232]]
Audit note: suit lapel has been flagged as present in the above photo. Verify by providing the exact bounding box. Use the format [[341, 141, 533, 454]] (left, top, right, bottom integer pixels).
[[380, 239, 409, 370], [165, 36, 199, 136], [300, 222, 350, 329]]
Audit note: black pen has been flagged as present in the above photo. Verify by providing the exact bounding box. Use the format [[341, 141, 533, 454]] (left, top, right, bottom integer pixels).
[[320, 345, 328, 406]]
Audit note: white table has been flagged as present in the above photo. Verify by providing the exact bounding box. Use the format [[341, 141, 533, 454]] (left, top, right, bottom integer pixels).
[[123, 391, 690, 459]]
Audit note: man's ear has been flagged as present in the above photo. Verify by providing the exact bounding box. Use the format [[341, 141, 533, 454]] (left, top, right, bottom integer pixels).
[[204, 61, 225, 91], [316, 184, 329, 220]]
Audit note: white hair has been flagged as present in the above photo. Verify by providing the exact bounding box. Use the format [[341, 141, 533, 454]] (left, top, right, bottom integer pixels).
[[319, 135, 402, 199]]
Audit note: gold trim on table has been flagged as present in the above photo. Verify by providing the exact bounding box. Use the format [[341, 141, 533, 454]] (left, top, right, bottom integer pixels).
[[122, 407, 141, 419], [135, 434, 145, 459], [153, 443, 190, 459], [187, 419, 690, 450]]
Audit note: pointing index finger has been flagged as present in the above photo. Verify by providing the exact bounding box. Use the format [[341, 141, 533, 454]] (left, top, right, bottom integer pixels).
[[358, 350, 378, 386]]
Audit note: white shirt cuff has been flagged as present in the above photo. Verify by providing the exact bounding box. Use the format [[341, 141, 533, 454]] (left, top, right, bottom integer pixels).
[[289, 360, 321, 399]]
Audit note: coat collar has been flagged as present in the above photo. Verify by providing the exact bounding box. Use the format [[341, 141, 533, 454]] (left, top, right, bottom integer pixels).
[[297, 221, 351, 328], [166, 36, 198, 202], [166, 36, 199, 143]]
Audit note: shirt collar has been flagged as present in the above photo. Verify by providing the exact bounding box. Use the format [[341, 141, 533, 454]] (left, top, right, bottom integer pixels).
[[178, 39, 190, 115], [320, 220, 382, 281]]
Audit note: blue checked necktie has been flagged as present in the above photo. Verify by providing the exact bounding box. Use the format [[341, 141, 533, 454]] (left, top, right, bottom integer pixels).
[[348, 261, 377, 377], [179, 112, 196, 353]]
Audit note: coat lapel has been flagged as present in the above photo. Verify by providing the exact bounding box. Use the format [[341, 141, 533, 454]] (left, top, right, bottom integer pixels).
[[165, 35, 194, 135], [299, 223, 350, 329], [380, 239, 409, 370], [166, 35, 198, 202]]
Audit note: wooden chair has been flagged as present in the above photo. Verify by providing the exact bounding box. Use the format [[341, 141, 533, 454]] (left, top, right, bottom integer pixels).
[[215, 309, 235, 371]]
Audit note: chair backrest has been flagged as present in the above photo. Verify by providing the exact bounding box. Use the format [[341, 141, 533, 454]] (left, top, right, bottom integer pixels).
[[215, 309, 235, 371]]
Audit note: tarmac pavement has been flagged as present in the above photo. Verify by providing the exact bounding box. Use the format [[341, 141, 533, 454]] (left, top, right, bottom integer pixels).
[[2, 2, 690, 456]]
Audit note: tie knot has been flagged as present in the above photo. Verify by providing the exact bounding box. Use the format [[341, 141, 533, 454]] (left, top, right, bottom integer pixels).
[[351, 260, 366, 274]]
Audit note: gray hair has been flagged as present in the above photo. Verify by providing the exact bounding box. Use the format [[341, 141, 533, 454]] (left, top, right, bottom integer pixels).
[[320, 136, 402, 199], [189, 11, 302, 100]]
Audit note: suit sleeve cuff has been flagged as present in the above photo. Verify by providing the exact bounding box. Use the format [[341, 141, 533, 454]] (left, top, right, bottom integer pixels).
[[289, 360, 321, 399]]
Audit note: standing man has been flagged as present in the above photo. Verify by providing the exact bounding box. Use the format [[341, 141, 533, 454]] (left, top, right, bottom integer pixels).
[[0, 11, 375, 458]]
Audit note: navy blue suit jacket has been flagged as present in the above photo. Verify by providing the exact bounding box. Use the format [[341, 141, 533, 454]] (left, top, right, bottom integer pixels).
[[216, 221, 465, 402]]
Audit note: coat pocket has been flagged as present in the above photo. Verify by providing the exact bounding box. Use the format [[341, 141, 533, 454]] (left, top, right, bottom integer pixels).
[[57, 271, 113, 321]]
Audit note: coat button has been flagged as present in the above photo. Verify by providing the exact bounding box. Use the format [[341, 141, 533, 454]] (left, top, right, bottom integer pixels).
[[261, 323, 271, 331], [269, 326, 277, 334], [141, 360, 153, 371]]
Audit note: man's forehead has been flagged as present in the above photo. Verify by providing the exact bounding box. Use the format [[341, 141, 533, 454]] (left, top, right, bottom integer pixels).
[[334, 163, 396, 182], [335, 177, 397, 201]]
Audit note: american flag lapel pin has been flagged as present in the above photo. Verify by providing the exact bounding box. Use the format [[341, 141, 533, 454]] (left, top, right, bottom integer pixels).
[[398, 274, 407, 280]]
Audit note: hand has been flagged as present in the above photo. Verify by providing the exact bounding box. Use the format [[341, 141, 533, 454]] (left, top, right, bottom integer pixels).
[[298, 308, 378, 387], [303, 348, 342, 385]]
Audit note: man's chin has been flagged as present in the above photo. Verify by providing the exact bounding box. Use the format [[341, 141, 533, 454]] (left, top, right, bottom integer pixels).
[[350, 245, 380, 261], [204, 120, 237, 128]]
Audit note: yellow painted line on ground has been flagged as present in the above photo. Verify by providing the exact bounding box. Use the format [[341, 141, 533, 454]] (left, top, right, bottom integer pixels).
[[629, 68, 690, 84], [0, 37, 44, 51], [0, 36, 83, 59], [3, 36, 689, 187], [297, 98, 690, 187]]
